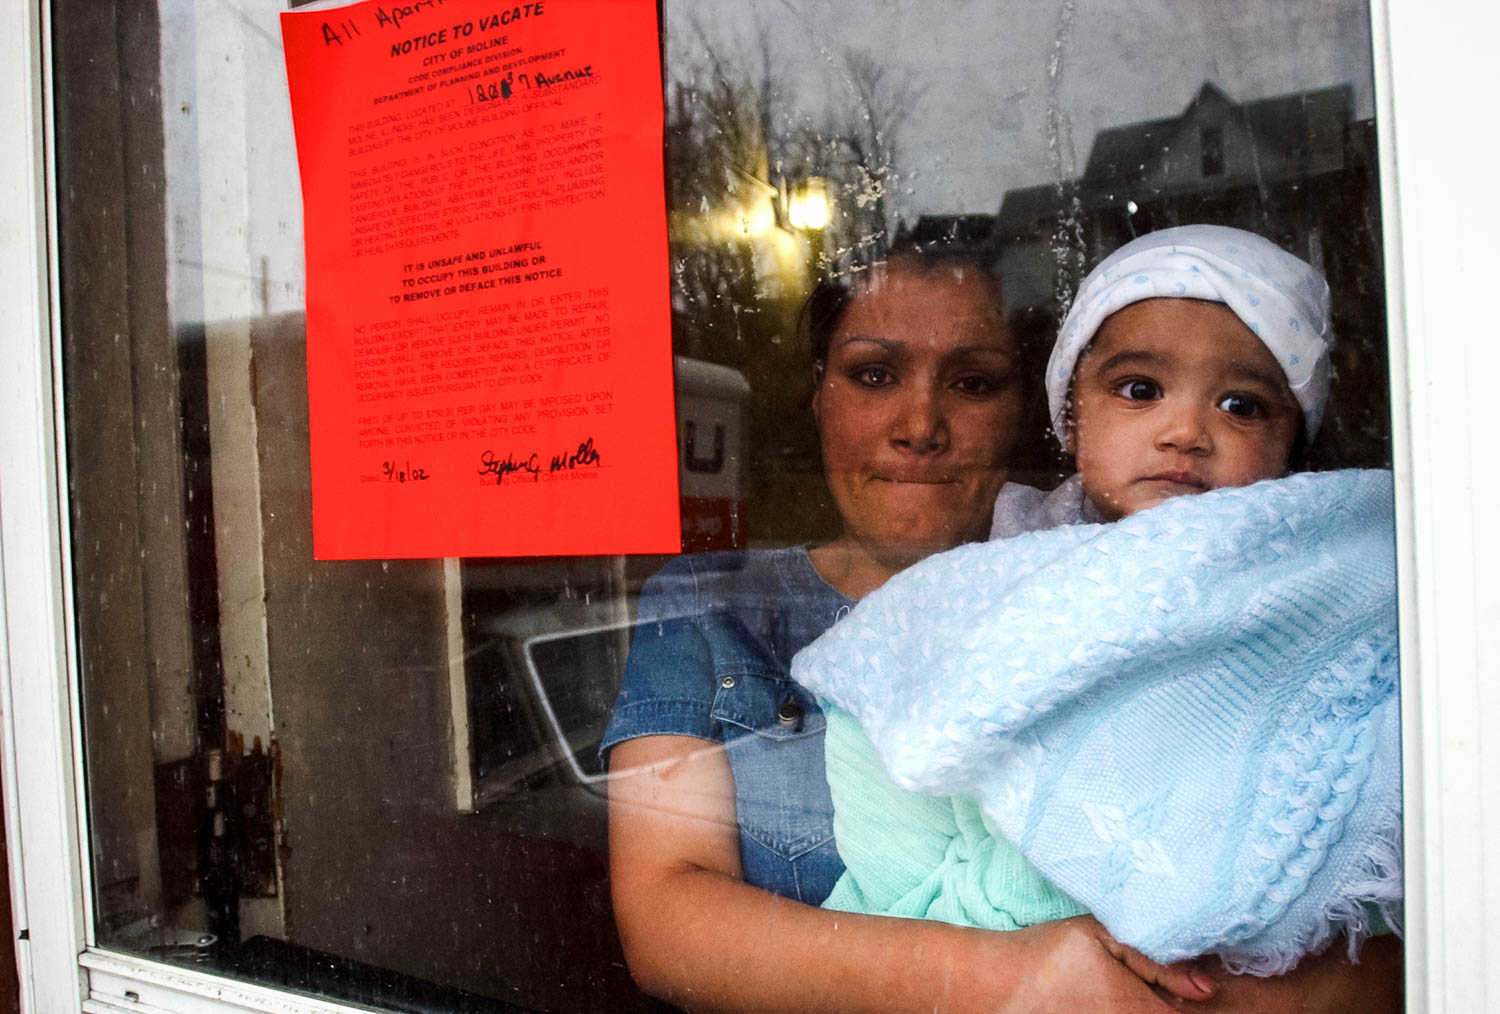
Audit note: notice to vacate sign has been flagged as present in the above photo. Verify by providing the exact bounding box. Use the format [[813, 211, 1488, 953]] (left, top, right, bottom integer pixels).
[[282, 0, 679, 559]]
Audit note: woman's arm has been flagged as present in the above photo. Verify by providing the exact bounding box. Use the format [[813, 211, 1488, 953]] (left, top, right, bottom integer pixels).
[[608, 734, 1215, 1014]]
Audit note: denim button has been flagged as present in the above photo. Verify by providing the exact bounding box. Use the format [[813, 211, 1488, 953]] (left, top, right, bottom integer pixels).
[[777, 696, 801, 726], [720, 675, 736, 689]]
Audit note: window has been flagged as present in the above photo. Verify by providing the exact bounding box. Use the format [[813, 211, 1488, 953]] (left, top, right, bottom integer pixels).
[[1201, 125, 1225, 176], [2, 1, 1499, 1011]]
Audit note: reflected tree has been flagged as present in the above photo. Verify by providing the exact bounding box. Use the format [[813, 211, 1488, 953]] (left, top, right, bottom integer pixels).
[[664, 21, 921, 540], [816, 49, 924, 269]]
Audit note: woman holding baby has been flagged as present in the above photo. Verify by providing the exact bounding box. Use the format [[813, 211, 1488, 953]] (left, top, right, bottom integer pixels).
[[605, 228, 1401, 1011]]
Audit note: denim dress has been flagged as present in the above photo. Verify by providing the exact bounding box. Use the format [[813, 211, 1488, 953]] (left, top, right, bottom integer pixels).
[[601, 548, 852, 904]]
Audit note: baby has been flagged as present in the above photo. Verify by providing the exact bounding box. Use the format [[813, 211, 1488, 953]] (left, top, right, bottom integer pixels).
[[991, 222, 1327, 536], [791, 225, 1401, 975]]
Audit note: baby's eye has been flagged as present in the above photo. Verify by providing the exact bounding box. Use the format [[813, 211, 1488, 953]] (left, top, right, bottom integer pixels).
[[1218, 393, 1267, 419], [851, 365, 895, 388], [1113, 378, 1161, 401]]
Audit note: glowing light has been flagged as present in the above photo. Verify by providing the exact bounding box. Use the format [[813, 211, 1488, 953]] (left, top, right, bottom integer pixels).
[[788, 179, 830, 231], [737, 197, 777, 237]]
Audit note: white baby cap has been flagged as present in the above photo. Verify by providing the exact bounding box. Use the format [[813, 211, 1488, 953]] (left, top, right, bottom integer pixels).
[[1045, 224, 1334, 440]]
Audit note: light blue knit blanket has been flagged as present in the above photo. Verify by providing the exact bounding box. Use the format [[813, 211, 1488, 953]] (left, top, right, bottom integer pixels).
[[791, 470, 1402, 973]]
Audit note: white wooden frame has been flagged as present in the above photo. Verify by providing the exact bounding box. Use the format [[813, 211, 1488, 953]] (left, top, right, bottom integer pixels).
[[1374, 1, 1500, 1009], [0, 0, 89, 1008], [1, 0, 1497, 1009]]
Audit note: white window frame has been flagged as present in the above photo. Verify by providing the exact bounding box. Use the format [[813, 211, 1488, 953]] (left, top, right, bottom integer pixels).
[[1, 0, 1496, 1010]]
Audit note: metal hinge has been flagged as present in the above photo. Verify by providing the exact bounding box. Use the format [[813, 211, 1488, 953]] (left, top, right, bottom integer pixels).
[[153, 737, 280, 914]]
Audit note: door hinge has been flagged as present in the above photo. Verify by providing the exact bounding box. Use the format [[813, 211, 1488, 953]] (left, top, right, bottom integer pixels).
[[154, 737, 280, 914]]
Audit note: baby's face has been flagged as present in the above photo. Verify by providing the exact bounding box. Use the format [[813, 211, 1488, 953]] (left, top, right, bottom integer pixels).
[[1069, 298, 1301, 521]]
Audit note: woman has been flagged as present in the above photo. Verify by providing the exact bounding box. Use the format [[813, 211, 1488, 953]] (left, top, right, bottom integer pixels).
[[604, 249, 1400, 1012]]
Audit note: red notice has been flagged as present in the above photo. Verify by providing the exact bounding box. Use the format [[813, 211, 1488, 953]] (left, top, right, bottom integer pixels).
[[282, 0, 679, 559]]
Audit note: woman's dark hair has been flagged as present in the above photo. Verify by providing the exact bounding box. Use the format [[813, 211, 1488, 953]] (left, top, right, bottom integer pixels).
[[799, 241, 1012, 376], [801, 272, 858, 378]]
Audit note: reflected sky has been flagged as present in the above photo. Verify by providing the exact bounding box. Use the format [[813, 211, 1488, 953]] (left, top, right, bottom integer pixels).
[[668, 0, 1374, 215]]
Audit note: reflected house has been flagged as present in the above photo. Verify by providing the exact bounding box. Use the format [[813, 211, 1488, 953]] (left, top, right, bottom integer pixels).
[[990, 82, 1389, 469], [996, 83, 1378, 305]]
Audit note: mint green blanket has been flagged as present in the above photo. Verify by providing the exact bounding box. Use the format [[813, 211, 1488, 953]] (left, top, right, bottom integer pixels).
[[821, 706, 1084, 929]]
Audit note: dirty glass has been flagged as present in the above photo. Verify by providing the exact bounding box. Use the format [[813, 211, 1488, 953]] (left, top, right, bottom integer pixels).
[[56, 0, 1390, 1010]]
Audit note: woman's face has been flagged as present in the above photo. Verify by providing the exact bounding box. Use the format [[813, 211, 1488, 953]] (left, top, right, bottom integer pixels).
[[813, 261, 1024, 568]]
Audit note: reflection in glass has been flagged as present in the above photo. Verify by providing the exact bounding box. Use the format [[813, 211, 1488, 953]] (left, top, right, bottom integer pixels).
[[54, 0, 1388, 1009]]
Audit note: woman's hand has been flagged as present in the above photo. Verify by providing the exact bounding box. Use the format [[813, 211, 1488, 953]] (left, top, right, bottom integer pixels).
[[988, 915, 1214, 1013], [608, 735, 1213, 1013], [1016, 916, 1217, 1004], [1152, 934, 1403, 1014]]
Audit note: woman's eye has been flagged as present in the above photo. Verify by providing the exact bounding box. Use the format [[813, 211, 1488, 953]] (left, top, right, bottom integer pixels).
[[852, 365, 894, 387], [1114, 378, 1161, 401], [952, 374, 999, 397], [1218, 393, 1267, 419]]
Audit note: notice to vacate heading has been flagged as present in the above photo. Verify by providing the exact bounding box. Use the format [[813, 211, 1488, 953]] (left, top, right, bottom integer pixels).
[[282, 0, 679, 559]]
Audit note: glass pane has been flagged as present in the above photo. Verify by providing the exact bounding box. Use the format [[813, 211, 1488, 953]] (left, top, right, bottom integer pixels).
[[56, 0, 1396, 1010]]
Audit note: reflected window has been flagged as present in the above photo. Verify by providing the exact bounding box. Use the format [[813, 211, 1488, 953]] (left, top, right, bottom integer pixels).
[[1201, 124, 1225, 176]]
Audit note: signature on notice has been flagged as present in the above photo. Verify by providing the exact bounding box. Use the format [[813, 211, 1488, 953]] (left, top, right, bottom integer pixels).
[[478, 449, 541, 484], [478, 437, 602, 485]]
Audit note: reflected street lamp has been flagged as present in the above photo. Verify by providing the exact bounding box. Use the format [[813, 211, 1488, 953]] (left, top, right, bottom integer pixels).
[[787, 177, 830, 231]]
